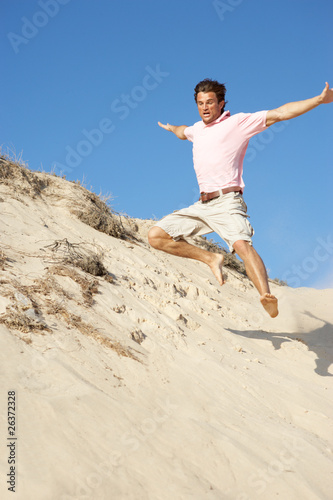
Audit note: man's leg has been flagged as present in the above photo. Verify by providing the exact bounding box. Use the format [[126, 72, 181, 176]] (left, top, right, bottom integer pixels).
[[233, 240, 278, 318], [148, 226, 225, 285]]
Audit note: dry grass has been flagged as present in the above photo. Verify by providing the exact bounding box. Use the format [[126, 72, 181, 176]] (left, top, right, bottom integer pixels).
[[194, 236, 247, 275], [70, 189, 138, 241], [0, 310, 49, 334], [17, 275, 72, 302], [270, 277, 288, 286], [0, 150, 51, 198], [76, 255, 108, 277]]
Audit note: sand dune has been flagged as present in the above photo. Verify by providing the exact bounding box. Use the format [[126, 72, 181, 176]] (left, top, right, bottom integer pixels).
[[0, 157, 332, 499]]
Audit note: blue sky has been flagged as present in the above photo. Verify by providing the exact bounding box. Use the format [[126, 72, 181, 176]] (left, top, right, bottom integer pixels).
[[1, 0, 333, 288]]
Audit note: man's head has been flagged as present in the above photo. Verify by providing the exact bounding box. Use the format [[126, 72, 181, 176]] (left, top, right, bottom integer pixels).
[[194, 79, 227, 124]]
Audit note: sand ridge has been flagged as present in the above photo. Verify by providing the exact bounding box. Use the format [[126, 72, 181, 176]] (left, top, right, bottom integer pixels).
[[0, 161, 332, 499]]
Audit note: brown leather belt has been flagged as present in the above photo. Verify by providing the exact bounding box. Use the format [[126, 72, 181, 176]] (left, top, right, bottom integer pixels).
[[199, 186, 241, 203]]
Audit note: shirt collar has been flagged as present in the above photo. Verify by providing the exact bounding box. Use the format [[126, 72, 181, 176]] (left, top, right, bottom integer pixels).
[[203, 110, 230, 128]]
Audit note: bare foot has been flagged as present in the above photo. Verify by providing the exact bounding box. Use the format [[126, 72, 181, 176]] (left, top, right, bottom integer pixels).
[[209, 253, 225, 285], [260, 293, 279, 318]]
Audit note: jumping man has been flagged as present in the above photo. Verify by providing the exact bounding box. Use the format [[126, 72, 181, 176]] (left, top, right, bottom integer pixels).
[[148, 79, 333, 318]]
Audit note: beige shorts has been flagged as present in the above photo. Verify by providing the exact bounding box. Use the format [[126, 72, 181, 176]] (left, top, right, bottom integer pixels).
[[155, 191, 254, 253]]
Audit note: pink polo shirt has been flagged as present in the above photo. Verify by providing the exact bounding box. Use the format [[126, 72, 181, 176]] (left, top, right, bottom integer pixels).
[[184, 110, 268, 193]]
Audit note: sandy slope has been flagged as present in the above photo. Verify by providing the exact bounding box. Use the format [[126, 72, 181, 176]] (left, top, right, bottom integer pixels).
[[0, 169, 332, 500]]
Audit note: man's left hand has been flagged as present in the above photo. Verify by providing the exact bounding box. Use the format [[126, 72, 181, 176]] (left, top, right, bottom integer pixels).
[[319, 82, 333, 104]]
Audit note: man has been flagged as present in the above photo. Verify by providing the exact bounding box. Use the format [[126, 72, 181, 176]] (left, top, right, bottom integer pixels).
[[148, 79, 333, 318]]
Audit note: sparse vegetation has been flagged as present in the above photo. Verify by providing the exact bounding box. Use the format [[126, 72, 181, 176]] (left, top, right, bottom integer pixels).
[[70, 189, 138, 241], [43, 239, 112, 281], [270, 277, 288, 286], [0, 309, 49, 334], [0, 150, 50, 197], [194, 236, 247, 275]]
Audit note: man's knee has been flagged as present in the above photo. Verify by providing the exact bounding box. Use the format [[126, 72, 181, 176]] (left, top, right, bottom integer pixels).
[[148, 226, 168, 249], [233, 239, 252, 258]]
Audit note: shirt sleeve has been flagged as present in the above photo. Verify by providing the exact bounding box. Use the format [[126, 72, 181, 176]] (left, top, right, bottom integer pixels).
[[237, 110, 268, 139], [184, 125, 194, 142]]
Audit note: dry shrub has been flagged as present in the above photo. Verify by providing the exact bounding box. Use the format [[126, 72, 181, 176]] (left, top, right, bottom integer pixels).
[[271, 277, 288, 286], [194, 236, 246, 275], [71, 190, 137, 240], [75, 255, 108, 277], [223, 252, 246, 275], [43, 239, 112, 281], [0, 151, 50, 198], [44, 238, 85, 261]]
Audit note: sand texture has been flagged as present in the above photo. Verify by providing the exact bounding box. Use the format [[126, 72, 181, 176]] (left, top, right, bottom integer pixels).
[[0, 158, 332, 500]]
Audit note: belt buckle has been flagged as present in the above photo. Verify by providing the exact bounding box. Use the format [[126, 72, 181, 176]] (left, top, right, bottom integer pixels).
[[200, 192, 208, 203], [200, 191, 220, 203]]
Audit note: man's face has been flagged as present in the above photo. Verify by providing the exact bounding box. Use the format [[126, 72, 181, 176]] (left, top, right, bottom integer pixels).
[[196, 91, 224, 125]]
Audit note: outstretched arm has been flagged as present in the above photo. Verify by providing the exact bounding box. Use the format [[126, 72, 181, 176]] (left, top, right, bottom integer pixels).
[[266, 82, 333, 127], [158, 121, 188, 140]]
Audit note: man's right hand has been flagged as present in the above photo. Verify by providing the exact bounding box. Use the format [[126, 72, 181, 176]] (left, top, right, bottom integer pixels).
[[158, 122, 188, 140]]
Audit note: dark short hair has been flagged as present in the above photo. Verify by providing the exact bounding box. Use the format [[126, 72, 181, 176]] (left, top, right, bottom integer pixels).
[[194, 79, 227, 113]]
